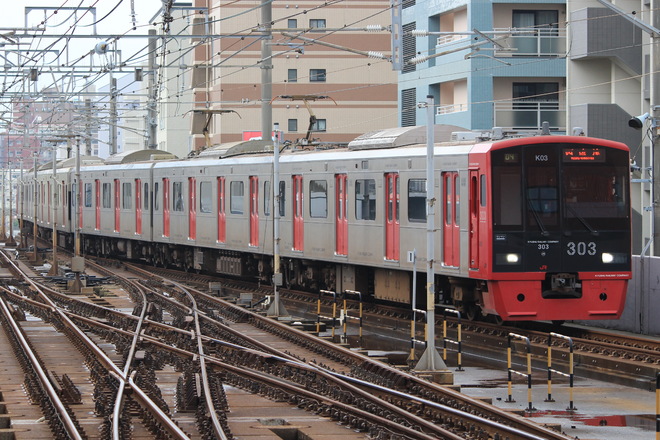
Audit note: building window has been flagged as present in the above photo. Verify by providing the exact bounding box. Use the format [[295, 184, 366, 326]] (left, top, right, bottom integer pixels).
[[230, 181, 244, 214], [288, 119, 298, 132], [512, 10, 558, 30], [310, 19, 326, 29], [401, 88, 416, 127], [311, 119, 326, 132], [287, 69, 297, 83], [310, 69, 326, 82], [512, 82, 559, 107], [309, 180, 327, 218], [288, 18, 297, 28], [402, 22, 417, 73]]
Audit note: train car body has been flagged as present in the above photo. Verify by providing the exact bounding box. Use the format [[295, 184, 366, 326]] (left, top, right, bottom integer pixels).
[[20, 128, 632, 322]]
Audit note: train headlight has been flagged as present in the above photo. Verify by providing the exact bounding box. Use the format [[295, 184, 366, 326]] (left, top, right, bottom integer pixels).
[[496, 253, 521, 264], [601, 252, 627, 264]]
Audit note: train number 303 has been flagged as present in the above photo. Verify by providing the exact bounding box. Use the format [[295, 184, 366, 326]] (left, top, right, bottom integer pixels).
[[566, 241, 597, 256]]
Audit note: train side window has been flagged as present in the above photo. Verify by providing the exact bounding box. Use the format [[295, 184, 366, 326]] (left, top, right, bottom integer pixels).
[[84, 183, 92, 207], [264, 181, 271, 216], [355, 178, 376, 220], [200, 182, 212, 213], [122, 183, 132, 209], [102, 183, 111, 208], [173, 182, 184, 212], [143, 183, 149, 210], [408, 178, 426, 222], [309, 180, 327, 218], [230, 181, 244, 214], [154, 182, 160, 211], [278, 181, 286, 217]]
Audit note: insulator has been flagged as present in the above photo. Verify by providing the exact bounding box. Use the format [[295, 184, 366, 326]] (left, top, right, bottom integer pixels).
[[366, 25, 384, 32], [410, 30, 429, 37], [409, 55, 428, 64], [367, 51, 386, 59]]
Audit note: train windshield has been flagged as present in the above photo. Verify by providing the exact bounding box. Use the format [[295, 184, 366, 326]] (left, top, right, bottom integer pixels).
[[492, 143, 630, 232]]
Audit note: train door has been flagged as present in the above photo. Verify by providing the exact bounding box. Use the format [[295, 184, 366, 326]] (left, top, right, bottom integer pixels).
[[95, 180, 100, 230], [61, 181, 66, 227], [469, 170, 479, 269], [135, 179, 142, 235], [47, 181, 51, 223], [79, 181, 83, 229], [249, 176, 259, 247], [188, 177, 196, 240], [292, 175, 304, 251], [385, 172, 400, 261], [442, 172, 460, 267], [114, 179, 120, 233], [163, 178, 170, 238], [217, 177, 226, 243], [335, 174, 348, 256]]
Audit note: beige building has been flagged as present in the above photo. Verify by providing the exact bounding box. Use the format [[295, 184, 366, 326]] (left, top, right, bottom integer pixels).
[[190, 0, 398, 148]]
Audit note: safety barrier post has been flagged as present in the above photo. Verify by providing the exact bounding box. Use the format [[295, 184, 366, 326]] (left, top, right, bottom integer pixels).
[[442, 308, 464, 371], [316, 290, 323, 333], [342, 292, 348, 339], [344, 290, 363, 341], [506, 332, 535, 412], [546, 332, 576, 411], [656, 371, 659, 440], [319, 290, 337, 338]]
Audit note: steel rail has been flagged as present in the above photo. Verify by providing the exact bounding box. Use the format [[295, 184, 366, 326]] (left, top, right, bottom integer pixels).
[[0, 250, 191, 440], [0, 296, 84, 440]]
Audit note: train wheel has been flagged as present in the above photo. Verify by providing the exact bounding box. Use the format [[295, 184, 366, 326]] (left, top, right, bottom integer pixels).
[[491, 315, 506, 326], [552, 320, 565, 326], [465, 303, 479, 321]]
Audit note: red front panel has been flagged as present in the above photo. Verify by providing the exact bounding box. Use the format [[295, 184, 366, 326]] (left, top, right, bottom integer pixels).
[[95, 180, 100, 230], [188, 177, 196, 240], [292, 175, 304, 251], [249, 176, 259, 247], [385, 173, 399, 261], [135, 179, 142, 235], [484, 275, 628, 321], [335, 174, 348, 256], [114, 179, 120, 233], [217, 177, 226, 243], [163, 178, 170, 238]]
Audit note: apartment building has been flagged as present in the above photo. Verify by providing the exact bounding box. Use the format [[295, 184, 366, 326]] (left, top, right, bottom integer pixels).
[[400, 0, 567, 132], [191, 0, 398, 148]]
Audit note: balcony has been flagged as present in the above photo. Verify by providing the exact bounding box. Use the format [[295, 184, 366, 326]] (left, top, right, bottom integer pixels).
[[494, 101, 566, 131], [493, 28, 566, 57]]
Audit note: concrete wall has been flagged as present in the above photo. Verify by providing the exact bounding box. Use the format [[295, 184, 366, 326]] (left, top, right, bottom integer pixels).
[[579, 255, 660, 335]]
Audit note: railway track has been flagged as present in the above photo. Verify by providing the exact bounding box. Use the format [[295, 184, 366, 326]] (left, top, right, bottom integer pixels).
[[0, 248, 575, 440]]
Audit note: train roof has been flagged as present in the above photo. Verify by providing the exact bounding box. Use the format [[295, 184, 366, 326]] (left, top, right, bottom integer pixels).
[[348, 125, 467, 150], [105, 149, 177, 164]]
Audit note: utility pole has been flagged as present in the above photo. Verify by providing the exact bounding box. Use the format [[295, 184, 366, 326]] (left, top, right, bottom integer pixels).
[[47, 142, 58, 277], [260, 0, 272, 141], [84, 98, 93, 156], [6, 161, 16, 246], [652, 0, 660, 256], [147, 29, 158, 149], [109, 74, 118, 156]]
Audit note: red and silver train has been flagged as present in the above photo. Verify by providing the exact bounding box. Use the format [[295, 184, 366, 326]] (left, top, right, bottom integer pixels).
[[21, 126, 632, 321]]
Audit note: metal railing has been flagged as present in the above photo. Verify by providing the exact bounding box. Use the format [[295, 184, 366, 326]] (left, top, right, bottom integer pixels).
[[493, 27, 566, 57], [436, 103, 468, 115], [494, 101, 566, 131]]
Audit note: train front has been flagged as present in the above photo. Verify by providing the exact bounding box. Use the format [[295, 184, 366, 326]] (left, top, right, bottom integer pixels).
[[479, 136, 631, 321]]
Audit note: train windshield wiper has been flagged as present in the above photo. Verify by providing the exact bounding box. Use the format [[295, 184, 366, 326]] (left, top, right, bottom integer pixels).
[[526, 198, 549, 236], [565, 202, 598, 235]]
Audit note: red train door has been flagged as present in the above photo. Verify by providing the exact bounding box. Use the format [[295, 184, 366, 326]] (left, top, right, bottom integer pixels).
[[335, 174, 348, 256], [114, 179, 120, 233], [188, 177, 196, 240], [135, 179, 142, 235], [385, 173, 400, 261], [217, 177, 226, 243], [163, 178, 170, 238], [95, 180, 100, 230], [469, 171, 479, 269], [292, 175, 304, 251], [443, 172, 460, 267], [249, 176, 259, 247]]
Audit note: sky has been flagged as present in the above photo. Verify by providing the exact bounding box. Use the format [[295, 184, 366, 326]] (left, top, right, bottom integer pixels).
[[2, 0, 167, 93]]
